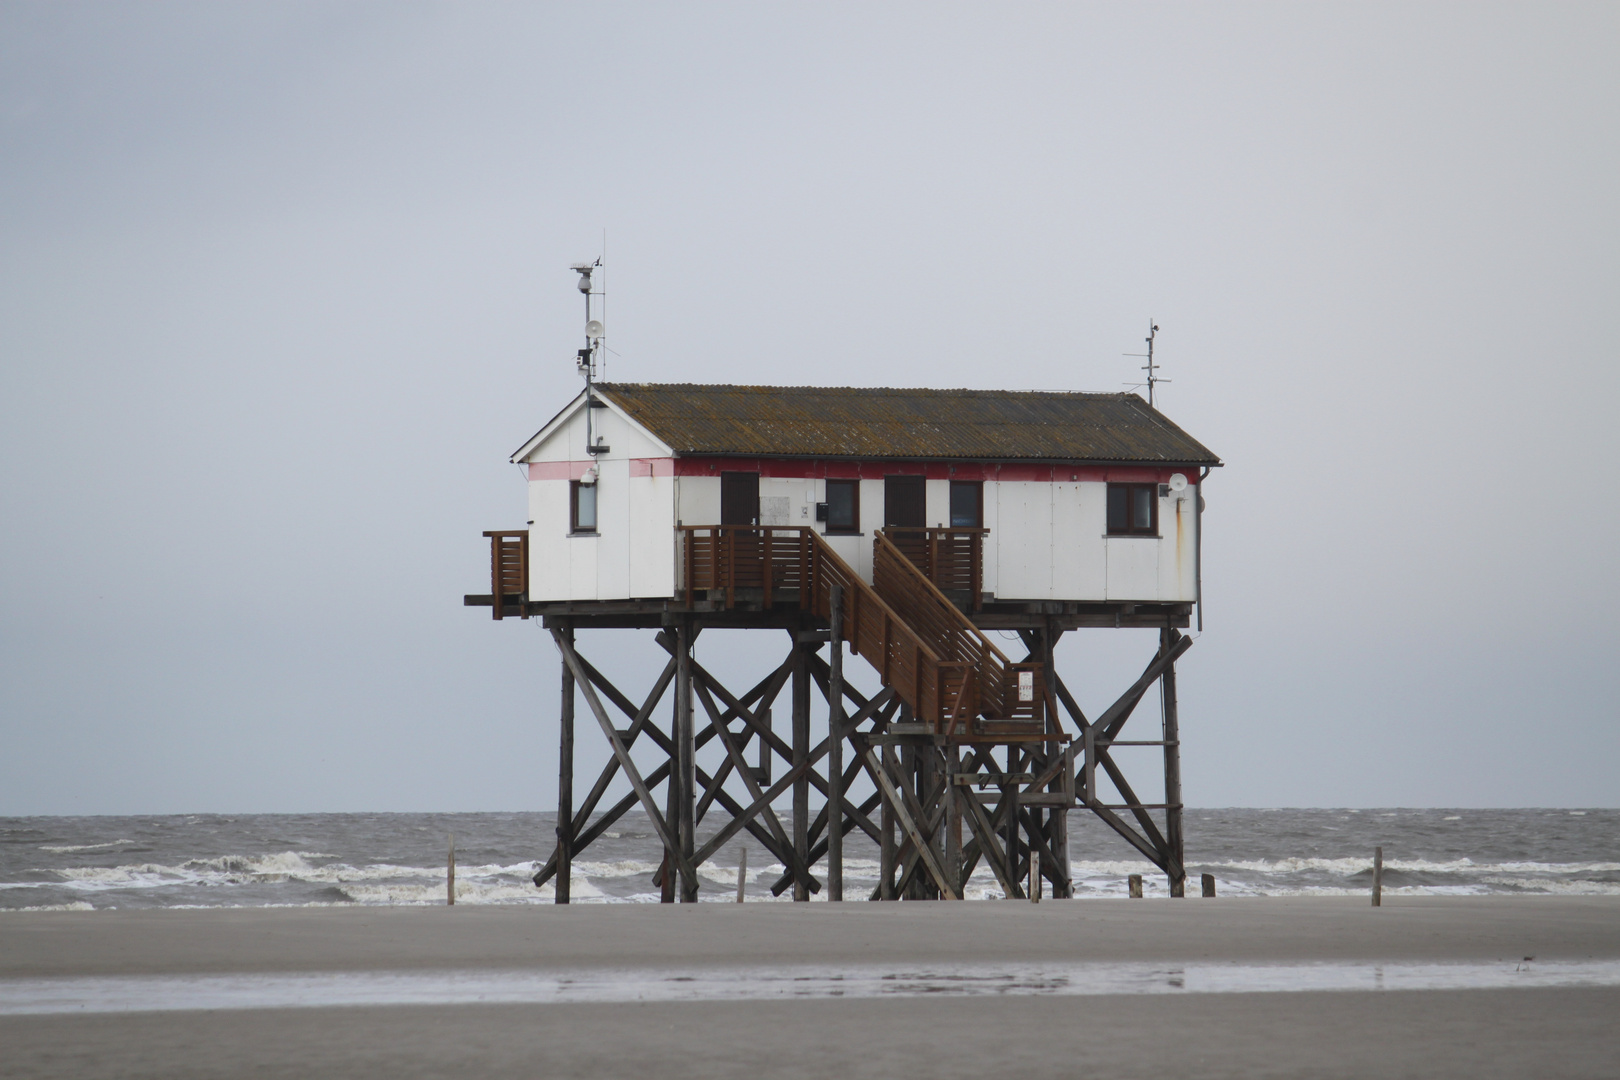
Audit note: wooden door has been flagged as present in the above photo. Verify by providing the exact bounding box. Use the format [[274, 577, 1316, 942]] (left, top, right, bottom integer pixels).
[[884, 475, 925, 528], [721, 471, 760, 526]]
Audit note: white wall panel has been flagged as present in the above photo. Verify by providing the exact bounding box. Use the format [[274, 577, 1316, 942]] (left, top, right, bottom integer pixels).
[[994, 482, 1052, 599], [1106, 537, 1159, 601]]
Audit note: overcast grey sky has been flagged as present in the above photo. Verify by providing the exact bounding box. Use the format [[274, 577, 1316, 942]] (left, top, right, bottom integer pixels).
[[2, 2, 1616, 815]]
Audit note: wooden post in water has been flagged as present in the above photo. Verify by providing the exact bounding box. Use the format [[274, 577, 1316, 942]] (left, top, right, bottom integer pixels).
[[556, 623, 574, 904], [827, 585, 845, 901], [447, 832, 456, 906], [736, 847, 747, 903], [1372, 846, 1383, 907], [1029, 849, 1040, 903], [1201, 873, 1216, 898], [1128, 873, 1143, 899]]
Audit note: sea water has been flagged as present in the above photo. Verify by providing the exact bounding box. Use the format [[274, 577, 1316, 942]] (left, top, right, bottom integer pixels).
[[2, 808, 1615, 911]]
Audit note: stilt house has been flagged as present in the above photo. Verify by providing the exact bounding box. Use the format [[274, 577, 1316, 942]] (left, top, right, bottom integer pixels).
[[472, 381, 1222, 903]]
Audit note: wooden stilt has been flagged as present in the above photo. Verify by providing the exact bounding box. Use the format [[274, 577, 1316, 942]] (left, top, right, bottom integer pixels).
[[1161, 625, 1186, 898], [792, 631, 811, 902], [880, 741, 896, 900], [945, 743, 962, 898], [677, 619, 699, 902], [827, 584, 845, 902], [556, 623, 574, 905]]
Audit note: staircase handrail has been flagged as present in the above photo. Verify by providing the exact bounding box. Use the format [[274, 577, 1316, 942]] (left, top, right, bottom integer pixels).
[[871, 530, 1026, 720], [804, 531, 949, 727]]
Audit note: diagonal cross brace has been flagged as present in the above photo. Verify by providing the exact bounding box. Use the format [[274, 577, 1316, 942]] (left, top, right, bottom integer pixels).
[[551, 628, 696, 890]]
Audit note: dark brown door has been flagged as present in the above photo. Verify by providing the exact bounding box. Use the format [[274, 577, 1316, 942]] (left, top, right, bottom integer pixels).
[[884, 475, 925, 528], [721, 471, 760, 526]]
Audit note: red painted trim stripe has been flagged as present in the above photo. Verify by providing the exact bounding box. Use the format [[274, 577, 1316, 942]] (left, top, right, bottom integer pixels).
[[670, 457, 1195, 484]]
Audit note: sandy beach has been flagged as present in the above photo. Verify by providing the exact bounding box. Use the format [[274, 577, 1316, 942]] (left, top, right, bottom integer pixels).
[[4, 896, 1619, 1078]]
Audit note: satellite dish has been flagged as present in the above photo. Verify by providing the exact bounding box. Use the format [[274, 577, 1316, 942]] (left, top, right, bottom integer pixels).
[[1168, 473, 1188, 492], [586, 320, 604, 339]]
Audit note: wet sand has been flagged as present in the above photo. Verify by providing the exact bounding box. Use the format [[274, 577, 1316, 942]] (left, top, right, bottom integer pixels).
[[4, 896, 1619, 1078]]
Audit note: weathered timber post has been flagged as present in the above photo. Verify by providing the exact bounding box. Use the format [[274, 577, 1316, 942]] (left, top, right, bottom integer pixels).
[[736, 847, 747, 903], [1160, 626, 1186, 898], [1128, 873, 1143, 898], [945, 743, 962, 899], [1046, 622, 1071, 898], [1373, 846, 1383, 907], [661, 629, 684, 905], [556, 622, 575, 904], [677, 618, 698, 902], [1202, 873, 1216, 897], [879, 741, 897, 900], [447, 832, 456, 906], [827, 584, 845, 901], [1005, 745, 1021, 900], [792, 629, 811, 902]]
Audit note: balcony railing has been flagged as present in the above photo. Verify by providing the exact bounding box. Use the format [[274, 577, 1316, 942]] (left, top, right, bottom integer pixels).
[[483, 530, 529, 620], [877, 527, 986, 612]]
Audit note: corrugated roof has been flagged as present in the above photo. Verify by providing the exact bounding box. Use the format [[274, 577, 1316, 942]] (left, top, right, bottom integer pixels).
[[592, 383, 1221, 465]]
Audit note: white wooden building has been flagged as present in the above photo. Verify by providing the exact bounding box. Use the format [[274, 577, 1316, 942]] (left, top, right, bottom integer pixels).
[[509, 383, 1219, 612]]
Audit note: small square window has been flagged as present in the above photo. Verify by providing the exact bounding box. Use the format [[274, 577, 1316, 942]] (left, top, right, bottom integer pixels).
[[571, 480, 598, 533], [825, 479, 859, 533], [1106, 483, 1158, 536]]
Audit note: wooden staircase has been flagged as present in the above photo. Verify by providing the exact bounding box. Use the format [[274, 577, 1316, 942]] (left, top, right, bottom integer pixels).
[[680, 525, 1044, 738]]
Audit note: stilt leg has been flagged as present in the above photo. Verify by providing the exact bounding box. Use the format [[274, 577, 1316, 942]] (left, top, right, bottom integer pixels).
[[1161, 626, 1185, 897], [792, 632, 810, 902], [556, 622, 574, 905], [880, 742, 896, 900], [678, 619, 698, 902], [946, 743, 962, 898], [827, 585, 845, 902]]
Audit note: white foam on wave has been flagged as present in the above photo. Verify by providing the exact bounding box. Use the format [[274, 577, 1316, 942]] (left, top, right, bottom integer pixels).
[[0, 901, 94, 913], [38, 840, 136, 854]]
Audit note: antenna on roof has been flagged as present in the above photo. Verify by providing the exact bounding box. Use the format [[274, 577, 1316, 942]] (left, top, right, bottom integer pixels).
[[572, 257, 609, 457], [1123, 320, 1168, 408]]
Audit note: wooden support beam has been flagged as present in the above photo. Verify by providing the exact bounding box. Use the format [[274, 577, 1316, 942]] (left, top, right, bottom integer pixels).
[[1160, 626, 1186, 898], [827, 585, 845, 901], [676, 620, 698, 902], [866, 747, 960, 900], [879, 743, 896, 900], [555, 623, 574, 904], [792, 632, 812, 902], [692, 678, 816, 891], [550, 628, 695, 890]]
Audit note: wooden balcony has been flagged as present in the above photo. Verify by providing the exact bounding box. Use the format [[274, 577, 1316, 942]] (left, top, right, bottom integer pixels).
[[483, 530, 529, 620], [877, 527, 986, 612]]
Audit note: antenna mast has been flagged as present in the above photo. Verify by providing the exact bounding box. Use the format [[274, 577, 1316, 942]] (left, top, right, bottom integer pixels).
[[572, 258, 607, 457], [1124, 320, 1168, 407]]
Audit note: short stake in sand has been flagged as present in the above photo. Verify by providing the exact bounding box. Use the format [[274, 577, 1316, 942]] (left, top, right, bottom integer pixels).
[[1201, 873, 1216, 898], [1128, 873, 1143, 898], [736, 847, 747, 903], [447, 832, 456, 906], [1372, 846, 1382, 908]]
